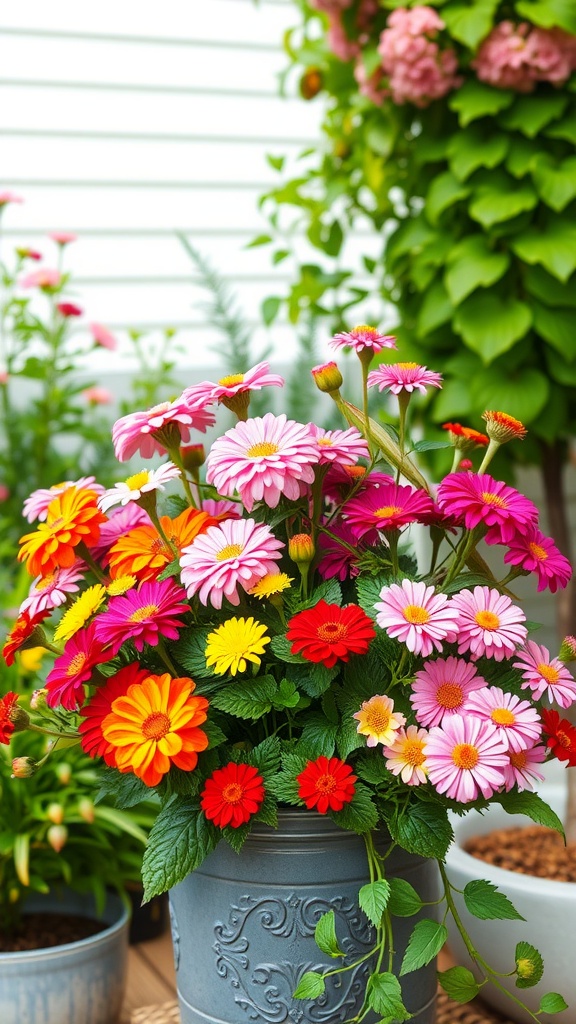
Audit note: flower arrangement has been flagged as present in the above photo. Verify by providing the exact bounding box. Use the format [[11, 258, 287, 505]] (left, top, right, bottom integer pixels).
[[2, 330, 575, 1017]]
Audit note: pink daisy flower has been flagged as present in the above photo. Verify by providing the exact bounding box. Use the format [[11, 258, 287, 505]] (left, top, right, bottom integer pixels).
[[436, 472, 538, 544], [514, 641, 576, 708], [367, 362, 442, 395], [45, 623, 109, 711], [205, 413, 318, 513], [201, 498, 241, 519], [318, 521, 363, 581], [90, 505, 151, 563], [112, 397, 215, 462], [465, 686, 542, 753], [180, 517, 284, 609], [451, 587, 527, 662], [0, 191, 23, 207], [310, 424, 369, 466], [498, 525, 572, 594], [343, 481, 434, 539], [411, 656, 486, 728], [375, 579, 460, 657], [94, 578, 189, 655], [90, 323, 118, 351], [424, 714, 509, 803], [502, 744, 547, 793], [383, 725, 429, 786], [19, 562, 86, 618], [183, 361, 284, 405], [330, 325, 397, 355], [49, 231, 77, 245], [20, 268, 62, 291], [23, 476, 105, 523], [98, 462, 180, 513]]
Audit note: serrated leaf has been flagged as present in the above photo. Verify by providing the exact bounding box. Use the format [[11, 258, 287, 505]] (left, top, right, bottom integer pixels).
[[142, 800, 219, 900], [172, 629, 213, 678], [97, 768, 152, 809], [332, 783, 379, 835], [315, 910, 345, 958], [270, 635, 305, 663], [247, 736, 281, 779], [210, 676, 277, 719], [389, 800, 453, 860], [454, 293, 532, 363], [157, 559, 181, 581], [368, 972, 410, 1021], [538, 992, 569, 1014], [463, 879, 524, 921], [400, 919, 447, 976], [359, 879, 391, 927], [497, 790, 565, 837], [438, 966, 481, 1003], [355, 751, 394, 786], [444, 235, 510, 305], [222, 822, 251, 854], [515, 941, 544, 989], [449, 80, 515, 127], [293, 971, 326, 1000], [387, 878, 424, 918], [286, 660, 338, 698], [300, 716, 337, 759]]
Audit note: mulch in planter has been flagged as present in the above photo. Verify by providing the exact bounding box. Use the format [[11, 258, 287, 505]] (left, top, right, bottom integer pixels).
[[0, 912, 106, 952], [464, 824, 576, 883]]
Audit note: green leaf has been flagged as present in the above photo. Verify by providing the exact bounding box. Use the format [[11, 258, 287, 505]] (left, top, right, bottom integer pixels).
[[324, 220, 343, 257], [400, 919, 448, 976], [246, 234, 272, 248], [172, 629, 213, 678], [441, 0, 499, 47], [463, 879, 524, 921], [532, 300, 576, 360], [367, 972, 410, 1021], [425, 171, 471, 226], [531, 153, 576, 212], [315, 910, 345, 958], [538, 993, 569, 1014], [506, 137, 540, 178], [293, 971, 326, 1000], [512, 217, 576, 282], [546, 111, 576, 144], [97, 768, 152, 809], [262, 296, 281, 326], [387, 878, 424, 918], [412, 439, 452, 453], [210, 676, 277, 720], [469, 180, 537, 228], [247, 736, 282, 780], [267, 154, 285, 172], [515, 0, 576, 33], [359, 880, 391, 927], [332, 783, 379, 835], [270, 635, 305, 663], [444, 235, 510, 305], [416, 278, 454, 336], [522, 264, 576, 308], [448, 128, 509, 182], [454, 293, 532, 362], [515, 941, 544, 989], [142, 800, 219, 900], [300, 716, 338, 759], [272, 679, 300, 709], [449, 80, 515, 127], [498, 93, 568, 137], [472, 367, 550, 425], [497, 790, 565, 837], [438, 966, 481, 1003], [389, 800, 453, 860]]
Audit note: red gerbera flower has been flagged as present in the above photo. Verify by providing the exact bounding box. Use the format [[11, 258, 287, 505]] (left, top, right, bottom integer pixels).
[[45, 622, 109, 710], [286, 601, 375, 669], [540, 709, 576, 767], [297, 756, 357, 814], [0, 692, 19, 744], [201, 762, 265, 828], [3, 610, 48, 666], [79, 662, 150, 766]]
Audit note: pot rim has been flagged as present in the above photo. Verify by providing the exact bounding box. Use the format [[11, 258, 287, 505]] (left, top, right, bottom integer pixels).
[[0, 892, 130, 962]]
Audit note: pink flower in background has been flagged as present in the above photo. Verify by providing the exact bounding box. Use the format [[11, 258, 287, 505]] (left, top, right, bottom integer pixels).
[[23, 476, 105, 522], [201, 498, 240, 519], [343, 480, 434, 539], [45, 623, 108, 710], [57, 302, 83, 318], [378, 6, 461, 107], [16, 247, 42, 261], [20, 268, 62, 291], [83, 386, 113, 405], [451, 586, 527, 661], [327, 12, 360, 62], [180, 517, 283, 609], [502, 744, 547, 792], [473, 21, 576, 92], [20, 562, 86, 618], [94, 578, 189, 655], [90, 505, 151, 562], [0, 191, 23, 207], [368, 362, 443, 395], [206, 413, 318, 512], [411, 656, 486, 728], [465, 686, 542, 753], [437, 472, 539, 543], [49, 231, 77, 245], [355, 60, 388, 105], [309, 0, 353, 10], [330, 325, 397, 355], [425, 714, 509, 803], [375, 579, 460, 657], [514, 641, 576, 708], [498, 524, 572, 593], [184, 362, 284, 406], [90, 323, 118, 351], [112, 397, 215, 462], [0, 484, 8, 502], [310, 424, 369, 466]]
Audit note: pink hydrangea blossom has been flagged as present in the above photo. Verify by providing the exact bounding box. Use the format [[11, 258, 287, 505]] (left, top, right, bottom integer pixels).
[[465, 686, 542, 753], [450, 586, 527, 661], [327, 12, 360, 62], [473, 21, 576, 93], [375, 579, 460, 657], [112, 397, 215, 462], [180, 517, 284, 609], [425, 714, 509, 802], [378, 6, 461, 107], [514, 640, 576, 708]]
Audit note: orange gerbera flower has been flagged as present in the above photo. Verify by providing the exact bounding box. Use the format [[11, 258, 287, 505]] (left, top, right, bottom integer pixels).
[[101, 673, 209, 787], [107, 507, 217, 581], [18, 487, 107, 576], [2, 611, 48, 666]]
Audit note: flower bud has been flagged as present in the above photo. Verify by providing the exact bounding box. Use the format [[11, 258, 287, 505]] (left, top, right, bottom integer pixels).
[[559, 636, 576, 663], [47, 803, 65, 825], [289, 534, 315, 565], [300, 67, 323, 100], [9, 703, 30, 733], [47, 824, 68, 853], [78, 797, 95, 824], [459, 459, 473, 471], [311, 361, 343, 395], [30, 688, 48, 710], [11, 757, 38, 779], [55, 762, 72, 785], [180, 443, 206, 471], [482, 410, 527, 444]]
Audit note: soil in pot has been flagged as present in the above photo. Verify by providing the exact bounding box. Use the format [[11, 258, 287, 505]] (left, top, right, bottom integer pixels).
[[0, 912, 106, 952], [464, 825, 576, 883]]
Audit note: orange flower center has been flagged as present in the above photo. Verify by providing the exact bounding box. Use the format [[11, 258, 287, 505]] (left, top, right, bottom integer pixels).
[[364, 706, 391, 733], [528, 542, 547, 562], [130, 603, 159, 622], [557, 729, 571, 749], [452, 743, 479, 770], [218, 373, 245, 387], [475, 610, 500, 630], [480, 492, 507, 509], [436, 682, 464, 710], [221, 782, 244, 804], [216, 543, 244, 561], [317, 621, 347, 642], [537, 662, 560, 684], [315, 773, 337, 794], [66, 652, 87, 676], [246, 441, 279, 458], [345, 466, 366, 480], [403, 604, 430, 625], [402, 739, 426, 767], [375, 505, 402, 519], [491, 707, 516, 726], [142, 711, 170, 740], [509, 750, 527, 769]]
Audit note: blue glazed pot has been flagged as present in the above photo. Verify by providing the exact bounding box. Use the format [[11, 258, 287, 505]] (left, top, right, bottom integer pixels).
[[0, 890, 129, 1024], [169, 809, 438, 1024]]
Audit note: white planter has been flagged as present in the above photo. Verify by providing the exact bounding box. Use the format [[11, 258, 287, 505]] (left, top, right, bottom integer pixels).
[[445, 786, 574, 1023]]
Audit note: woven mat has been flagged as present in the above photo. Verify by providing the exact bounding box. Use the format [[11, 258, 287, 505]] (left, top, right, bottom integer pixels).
[[129, 991, 519, 1023]]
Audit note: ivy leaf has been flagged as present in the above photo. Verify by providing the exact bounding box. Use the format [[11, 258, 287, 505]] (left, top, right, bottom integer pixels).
[[522, 264, 576, 308], [315, 910, 345, 958], [444, 235, 510, 305], [441, 0, 499, 46], [454, 293, 532, 363], [530, 153, 576, 212], [532, 300, 576, 360], [367, 972, 410, 1021], [463, 880, 524, 921], [448, 127, 509, 182], [416, 278, 453, 336], [515, 941, 544, 989], [424, 171, 471, 226], [438, 966, 481, 1003], [293, 971, 326, 1000], [498, 93, 568, 137], [471, 367, 550, 425], [142, 799, 219, 900], [210, 676, 277, 720], [449, 80, 514, 127], [388, 800, 453, 860], [512, 216, 576, 282], [387, 878, 425, 918], [496, 790, 565, 837], [469, 180, 537, 228], [400, 919, 448, 976], [359, 879, 391, 927], [515, 0, 576, 33], [538, 993, 569, 1014]]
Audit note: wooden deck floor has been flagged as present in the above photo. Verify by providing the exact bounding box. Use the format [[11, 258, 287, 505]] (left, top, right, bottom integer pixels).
[[123, 931, 177, 1019]]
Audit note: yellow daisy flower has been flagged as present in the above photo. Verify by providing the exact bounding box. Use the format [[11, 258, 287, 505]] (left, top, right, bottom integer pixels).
[[205, 617, 270, 676], [53, 584, 107, 644], [248, 573, 294, 600], [106, 574, 137, 596]]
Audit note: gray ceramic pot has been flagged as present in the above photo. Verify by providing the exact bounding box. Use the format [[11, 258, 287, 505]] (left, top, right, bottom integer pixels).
[[0, 889, 129, 1024], [169, 809, 438, 1024]]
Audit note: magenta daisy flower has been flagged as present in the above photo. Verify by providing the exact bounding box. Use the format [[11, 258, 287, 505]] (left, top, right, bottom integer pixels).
[[502, 744, 547, 793], [19, 562, 86, 618], [411, 656, 486, 728], [94, 578, 189, 655], [424, 714, 509, 803], [451, 587, 527, 662], [205, 413, 318, 512], [375, 580, 460, 657], [98, 462, 180, 513], [330, 325, 397, 355], [90, 505, 151, 563], [45, 623, 109, 711], [498, 525, 572, 594], [383, 725, 429, 786], [23, 476, 104, 523], [183, 362, 284, 405], [112, 396, 215, 462], [310, 424, 369, 466], [318, 521, 363, 582], [514, 641, 576, 708], [180, 517, 284, 609], [367, 362, 443, 395], [465, 686, 542, 753], [436, 472, 538, 544], [343, 481, 434, 540]]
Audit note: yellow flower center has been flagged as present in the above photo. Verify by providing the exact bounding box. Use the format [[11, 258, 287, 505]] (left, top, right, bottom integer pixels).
[[37, 572, 56, 591], [509, 750, 527, 769], [222, 782, 244, 804], [142, 711, 170, 740], [66, 652, 87, 676], [317, 621, 347, 642], [125, 470, 151, 490], [218, 373, 245, 387], [216, 543, 244, 561], [397, 362, 418, 370], [452, 743, 479, 770], [364, 706, 391, 733], [317, 437, 334, 446], [536, 662, 560, 684], [129, 603, 159, 622], [315, 773, 337, 794], [375, 505, 402, 519], [353, 324, 377, 336], [480, 491, 508, 509], [403, 605, 430, 625], [475, 610, 500, 630], [528, 542, 547, 562], [491, 707, 516, 726], [436, 682, 464, 710], [402, 739, 426, 767], [246, 441, 279, 458]]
